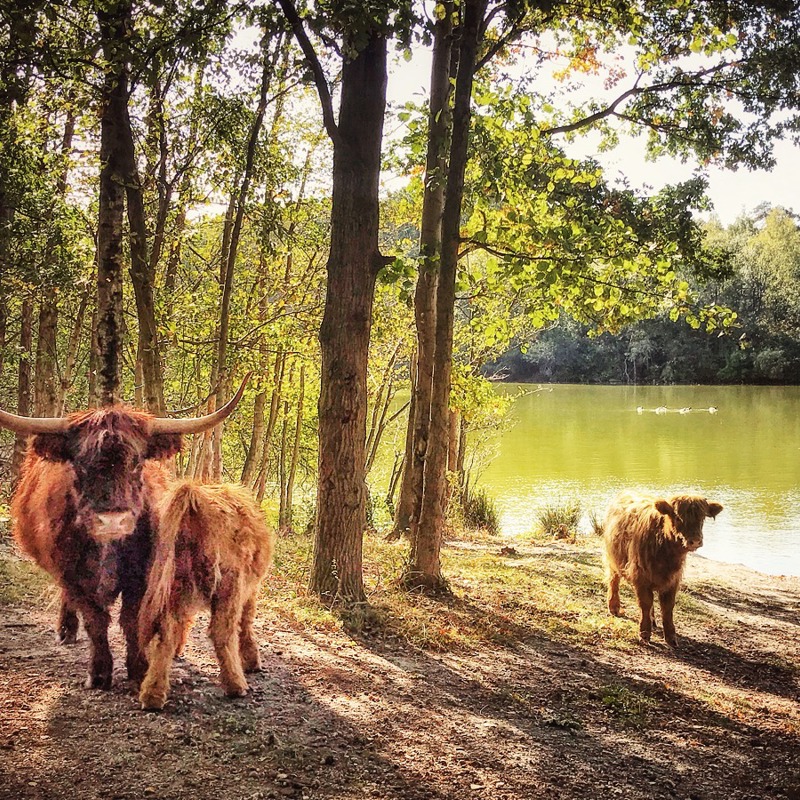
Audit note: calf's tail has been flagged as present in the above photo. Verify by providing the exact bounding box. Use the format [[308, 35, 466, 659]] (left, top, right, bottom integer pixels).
[[138, 482, 199, 647]]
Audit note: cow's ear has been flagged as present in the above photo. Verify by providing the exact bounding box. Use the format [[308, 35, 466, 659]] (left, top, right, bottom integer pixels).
[[31, 433, 71, 462], [654, 499, 673, 517], [706, 501, 723, 519], [145, 433, 182, 460]]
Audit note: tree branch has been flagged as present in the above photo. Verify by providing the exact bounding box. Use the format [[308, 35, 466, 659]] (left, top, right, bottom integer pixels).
[[541, 62, 736, 137], [274, 0, 342, 149]]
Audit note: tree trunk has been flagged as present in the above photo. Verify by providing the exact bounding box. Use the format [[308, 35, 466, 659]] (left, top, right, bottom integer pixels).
[[309, 35, 388, 604], [34, 298, 59, 416], [241, 388, 267, 485], [394, 5, 455, 541], [391, 351, 417, 538], [285, 362, 305, 532], [95, 1, 131, 406], [58, 285, 89, 414], [254, 350, 286, 502], [11, 300, 33, 482], [405, 0, 486, 592]]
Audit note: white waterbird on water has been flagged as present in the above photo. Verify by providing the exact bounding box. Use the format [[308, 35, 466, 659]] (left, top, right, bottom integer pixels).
[[655, 406, 668, 414]]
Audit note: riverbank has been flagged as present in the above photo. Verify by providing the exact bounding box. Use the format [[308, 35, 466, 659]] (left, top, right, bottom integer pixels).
[[1, 533, 798, 800]]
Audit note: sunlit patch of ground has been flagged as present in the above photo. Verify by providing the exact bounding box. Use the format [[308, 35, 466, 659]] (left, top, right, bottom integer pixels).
[[1, 531, 799, 800]]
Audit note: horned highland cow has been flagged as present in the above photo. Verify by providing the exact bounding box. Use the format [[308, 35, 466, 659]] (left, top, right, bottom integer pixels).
[[2, 377, 249, 689], [603, 492, 723, 647], [138, 481, 274, 710]]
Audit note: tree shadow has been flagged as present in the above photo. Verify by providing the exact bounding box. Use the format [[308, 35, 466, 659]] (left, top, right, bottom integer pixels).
[[684, 580, 800, 627]]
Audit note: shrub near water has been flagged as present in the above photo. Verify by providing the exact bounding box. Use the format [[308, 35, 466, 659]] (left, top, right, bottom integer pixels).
[[461, 487, 501, 534], [537, 500, 582, 540]]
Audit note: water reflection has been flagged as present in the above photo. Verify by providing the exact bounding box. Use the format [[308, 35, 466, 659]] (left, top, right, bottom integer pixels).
[[480, 385, 800, 577]]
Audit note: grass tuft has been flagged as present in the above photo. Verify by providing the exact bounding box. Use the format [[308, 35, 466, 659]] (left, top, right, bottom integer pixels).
[[536, 500, 582, 541]]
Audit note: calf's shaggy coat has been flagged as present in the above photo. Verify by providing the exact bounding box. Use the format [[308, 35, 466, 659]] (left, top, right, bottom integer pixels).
[[603, 492, 723, 647], [138, 481, 274, 710]]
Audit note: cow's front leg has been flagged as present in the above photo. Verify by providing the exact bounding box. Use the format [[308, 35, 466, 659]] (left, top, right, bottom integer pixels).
[[139, 623, 176, 711], [57, 590, 79, 645], [606, 570, 622, 616], [659, 586, 679, 648], [120, 589, 148, 685], [634, 584, 654, 645], [77, 601, 113, 689]]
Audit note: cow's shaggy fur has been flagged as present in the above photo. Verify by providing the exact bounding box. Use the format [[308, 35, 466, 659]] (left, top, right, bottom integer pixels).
[[603, 492, 723, 647], [12, 410, 181, 688], [138, 481, 274, 710]]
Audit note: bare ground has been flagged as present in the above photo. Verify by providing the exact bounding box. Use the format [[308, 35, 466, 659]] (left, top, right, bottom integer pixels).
[[1, 541, 799, 800]]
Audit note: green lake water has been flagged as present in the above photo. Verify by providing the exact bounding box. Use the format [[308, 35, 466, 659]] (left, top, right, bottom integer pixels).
[[475, 384, 800, 577]]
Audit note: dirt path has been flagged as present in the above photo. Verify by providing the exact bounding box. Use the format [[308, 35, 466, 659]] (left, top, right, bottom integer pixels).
[[1, 547, 799, 800]]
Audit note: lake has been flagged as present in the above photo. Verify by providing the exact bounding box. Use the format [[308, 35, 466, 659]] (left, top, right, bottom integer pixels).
[[476, 384, 800, 577]]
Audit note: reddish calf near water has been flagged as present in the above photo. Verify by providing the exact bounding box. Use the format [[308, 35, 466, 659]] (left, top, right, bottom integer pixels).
[[138, 481, 274, 710], [2, 378, 249, 689], [603, 492, 723, 647]]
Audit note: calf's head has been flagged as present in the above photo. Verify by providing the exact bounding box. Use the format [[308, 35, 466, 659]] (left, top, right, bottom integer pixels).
[[0, 375, 250, 542], [654, 495, 723, 551]]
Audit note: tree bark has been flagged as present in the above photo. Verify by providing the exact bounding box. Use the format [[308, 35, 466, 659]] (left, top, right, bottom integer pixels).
[[58, 285, 89, 414], [284, 362, 305, 532], [405, 0, 486, 592], [309, 35, 388, 604], [11, 299, 33, 482], [95, 0, 131, 406], [394, 4, 455, 540], [34, 298, 59, 416]]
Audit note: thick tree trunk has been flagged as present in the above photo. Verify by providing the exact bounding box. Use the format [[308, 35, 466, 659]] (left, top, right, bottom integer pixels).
[[11, 300, 33, 482], [393, 5, 455, 540], [309, 36, 388, 604], [95, 1, 131, 406], [405, 0, 486, 592]]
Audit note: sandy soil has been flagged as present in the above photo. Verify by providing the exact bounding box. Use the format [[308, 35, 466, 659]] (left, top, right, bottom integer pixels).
[[1, 546, 799, 800]]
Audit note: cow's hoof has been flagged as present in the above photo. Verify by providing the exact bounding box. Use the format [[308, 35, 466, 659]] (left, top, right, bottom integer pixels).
[[638, 635, 652, 647], [140, 694, 167, 711], [241, 653, 262, 673], [608, 605, 622, 617], [665, 637, 679, 649], [85, 672, 112, 690], [58, 630, 78, 646], [224, 681, 248, 698]]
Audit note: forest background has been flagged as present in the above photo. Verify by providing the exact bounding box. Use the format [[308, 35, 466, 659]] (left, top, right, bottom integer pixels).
[[1, 0, 799, 601]]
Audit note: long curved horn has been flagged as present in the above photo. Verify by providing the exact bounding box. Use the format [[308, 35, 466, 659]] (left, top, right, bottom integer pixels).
[[0, 408, 69, 436], [151, 373, 252, 435]]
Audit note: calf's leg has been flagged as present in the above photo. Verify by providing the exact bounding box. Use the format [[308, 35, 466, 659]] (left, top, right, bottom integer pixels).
[[139, 620, 177, 711], [634, 584, 655, 644], [659, 585, 679, 648], [209, 583, 248, 698], [606, 571, 622, 616], [239, 592, 262, 673], [120, 588, 148, 685], [57, 591, 79, 645]]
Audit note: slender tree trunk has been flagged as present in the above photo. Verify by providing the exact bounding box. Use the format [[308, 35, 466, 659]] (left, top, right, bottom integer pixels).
[[34, 299, 59, 416], [11, 300, 33, 481], [254, 350, 286, 501], [241, 389, 267, 484], [394, 6, 455, 540], [309, 35, 388, 604], [95, 0, 131, 406], [284, 363, 305, 532], [58, 286, 89, 414], [405, 0, 486, 592]]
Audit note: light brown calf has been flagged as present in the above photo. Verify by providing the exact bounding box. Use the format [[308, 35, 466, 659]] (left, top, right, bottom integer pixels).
[[138, 481, 274, 710], [603, 492, 722, 647]]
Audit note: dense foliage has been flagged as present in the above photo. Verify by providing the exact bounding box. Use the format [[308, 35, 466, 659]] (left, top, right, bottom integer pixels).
[[493, 207, 800, 384]]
